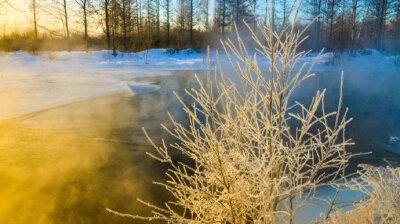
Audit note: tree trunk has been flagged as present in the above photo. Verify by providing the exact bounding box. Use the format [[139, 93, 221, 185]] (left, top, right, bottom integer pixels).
[[179, 0, 184, 47], [138, 0, 142, 38], [282, 0, 287, 27], [111, 0, 117, 56], [122, 0, 128, 50], [396, 0, 400, 63], [63, 0, 70, 50], [375, 0, 387, 50], [222, 0, 226, 35], [166, 0, 170, 45], [397, 0, 400, 52], [105, 0, 111, 49], [147, 0, 150, 34], [63, 0, 69, 39], [32, 0, 38, 40], [329, 0, 335, 51], [83, 0, 89, 52], [316, 0, 322, 49], [205, 0, 209, 31], [340, 0, 346, 48], [190, 0, 193, 45], [157, 0, 160, 36], [350, 0, 357, 54]]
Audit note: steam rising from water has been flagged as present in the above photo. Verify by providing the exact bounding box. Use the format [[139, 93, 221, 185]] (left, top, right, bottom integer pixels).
[[0, 73, 190, 223], [0, 68, 399, 223]]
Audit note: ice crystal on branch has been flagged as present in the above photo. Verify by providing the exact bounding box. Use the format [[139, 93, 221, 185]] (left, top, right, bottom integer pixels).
[[108, 7, 355, 224]]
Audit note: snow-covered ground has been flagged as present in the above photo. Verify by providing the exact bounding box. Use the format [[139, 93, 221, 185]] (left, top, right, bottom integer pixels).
[[0, 48, 398, 120], [0, 49, 204, 119]]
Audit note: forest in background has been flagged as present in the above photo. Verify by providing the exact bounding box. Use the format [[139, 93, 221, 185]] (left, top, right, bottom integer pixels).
[[0, 0, 399, 54]]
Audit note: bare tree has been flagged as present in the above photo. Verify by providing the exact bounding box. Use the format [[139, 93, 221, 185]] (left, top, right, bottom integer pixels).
[[32, 0, 39, 40], [304, 0, 325, 49], [10, 0, 397, 53], [222, 0, 226, 35], [231, 0, 251, 28], [104, 0, 111, 49], [39, 0, 71, 41], [164, 0, 171, 44], [350, 0, 358, 54], [177, 0, 185, 46], [107, 5, 356, 223], [63, 0, 70, 40], [200, 0, 209, 31], [134, 0, 142, 42], [146, 0, 152, 34], [75, 0, 90, 51], [326, 0, 339, 50], [370, 0, 396, 49], [218, 0, 228, 35], [120, 0, 132, 50], [281, 0, 288, 27], [338, 0, 348, 49], [374, 0, 386, 49], [156, 0, 160, 35], [396, 0, 400, 56], [189, 0, 194, 45], [110, 0, 118, 55]]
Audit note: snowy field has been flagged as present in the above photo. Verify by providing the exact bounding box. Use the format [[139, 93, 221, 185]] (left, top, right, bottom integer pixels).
[[0, 48, 398, 120]]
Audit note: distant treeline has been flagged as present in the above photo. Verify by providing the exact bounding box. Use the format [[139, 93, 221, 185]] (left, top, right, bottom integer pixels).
[[0, 0, 399, 53]]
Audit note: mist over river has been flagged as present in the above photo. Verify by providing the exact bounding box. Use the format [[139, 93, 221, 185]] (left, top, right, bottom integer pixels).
[[0, 68, 399, 223]]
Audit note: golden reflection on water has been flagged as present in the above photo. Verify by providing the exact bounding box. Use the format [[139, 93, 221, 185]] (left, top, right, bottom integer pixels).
[[0, 122, 110, 223], [0, 91, 176, 224]]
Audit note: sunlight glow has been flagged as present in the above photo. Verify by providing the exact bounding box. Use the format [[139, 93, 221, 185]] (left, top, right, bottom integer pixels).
[[0, 1, 30, 33]]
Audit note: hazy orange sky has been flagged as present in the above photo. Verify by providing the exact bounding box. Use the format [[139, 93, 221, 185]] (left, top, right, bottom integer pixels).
[[0, 0, 91, 35], [0, 0, 31, 33]]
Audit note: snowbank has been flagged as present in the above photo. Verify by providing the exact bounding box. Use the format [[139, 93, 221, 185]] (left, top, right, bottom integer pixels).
[[0, 48, 398, 120], [0, 49, 204, 120]]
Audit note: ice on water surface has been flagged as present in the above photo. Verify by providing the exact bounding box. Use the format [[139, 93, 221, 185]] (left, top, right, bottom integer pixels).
[[385, 136, 400, 155], [125, 82, 160, 96]]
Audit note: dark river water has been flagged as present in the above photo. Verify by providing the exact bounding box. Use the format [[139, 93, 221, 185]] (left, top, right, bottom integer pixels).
[[0, 69, 399, 223]]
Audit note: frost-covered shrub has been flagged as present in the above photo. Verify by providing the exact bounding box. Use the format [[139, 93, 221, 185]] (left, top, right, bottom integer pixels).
[[323, 203, 376, 224], [325, 165, 400, 224], [107, 13, 355, 224], [323, 165, 400, 224]]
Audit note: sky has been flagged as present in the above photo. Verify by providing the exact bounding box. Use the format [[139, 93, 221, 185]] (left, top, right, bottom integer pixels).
[[0, 0, 297, 36], [0, 0, 86, 35], [0, 0, 31, 34]]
